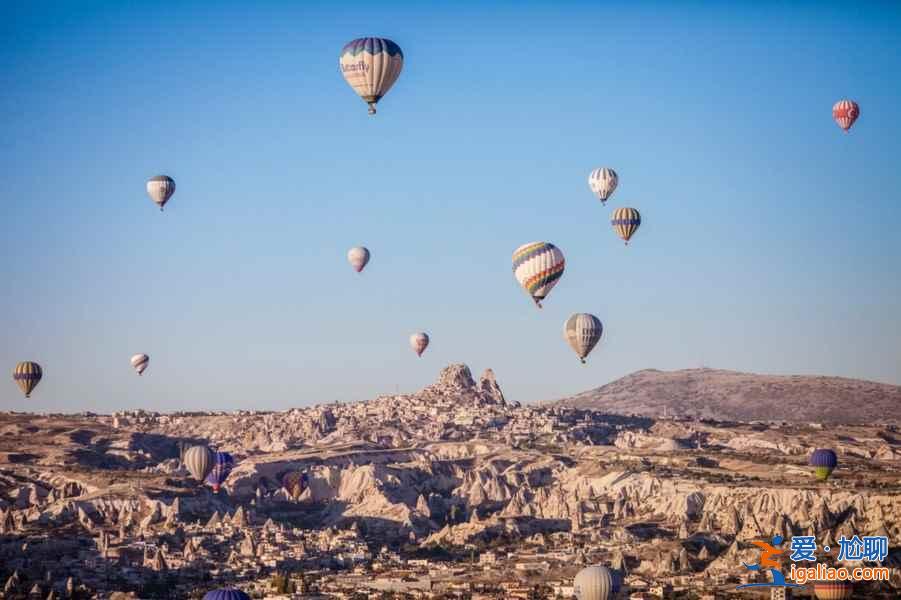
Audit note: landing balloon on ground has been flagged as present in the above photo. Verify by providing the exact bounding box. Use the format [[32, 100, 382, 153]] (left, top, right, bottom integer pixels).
[[564, 314, 604, 364], [339, 37, 404, 115], [13, 361, 42, 398], [146, 176, 175, 211], [512, 242, 565, 308]]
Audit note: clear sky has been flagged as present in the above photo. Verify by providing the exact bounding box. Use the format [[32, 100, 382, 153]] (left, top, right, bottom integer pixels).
[[3, 1, 900, 413]]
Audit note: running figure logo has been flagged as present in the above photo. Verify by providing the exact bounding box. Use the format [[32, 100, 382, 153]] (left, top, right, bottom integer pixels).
[[736, 535, 803, 590]]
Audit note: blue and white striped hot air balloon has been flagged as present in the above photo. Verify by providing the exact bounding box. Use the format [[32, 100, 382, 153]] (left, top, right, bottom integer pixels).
[[339, 37, 404, 115], [588, 168, 618, 205]]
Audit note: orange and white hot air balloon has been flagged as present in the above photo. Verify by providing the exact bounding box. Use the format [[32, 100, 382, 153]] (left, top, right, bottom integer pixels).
[[832, 99, 859, 132]]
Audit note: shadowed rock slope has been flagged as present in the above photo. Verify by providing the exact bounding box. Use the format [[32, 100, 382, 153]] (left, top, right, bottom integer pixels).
[[552, 368, 901, 424]]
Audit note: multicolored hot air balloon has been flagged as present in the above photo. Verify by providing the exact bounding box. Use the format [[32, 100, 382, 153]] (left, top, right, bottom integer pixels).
[[832, 99, 859, 133], [339, 37, 404, 115], [347, 247, 371, 273], [611, 207, 641, 245], [146, 176, 176, 211], [130, 354, 149, 376], [809, 448, 838, 482], [512, 242, 565, 308], [573, 565, 617, 600], [564, 314, 604, 364], [282, 471, 309, 500], [183, 445, 214, 483], [410, 332, 429, 357], [813, 581, 853, 600], [205, 451, 234, 493], [588, 168, 618, 205], [202, 590, 251, 600], [13, 362, 42, 398]]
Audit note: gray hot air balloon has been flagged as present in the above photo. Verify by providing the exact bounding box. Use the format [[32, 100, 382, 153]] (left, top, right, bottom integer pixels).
[[183, 445, 214, 483], [573, 565, 616, 600], [146, 175, 175, 211], [563, 314, 603, 364], [410, 332, 429, 357]]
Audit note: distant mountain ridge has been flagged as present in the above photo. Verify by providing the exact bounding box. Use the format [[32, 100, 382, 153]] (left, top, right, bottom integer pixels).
[[551, 368, 901, 424]]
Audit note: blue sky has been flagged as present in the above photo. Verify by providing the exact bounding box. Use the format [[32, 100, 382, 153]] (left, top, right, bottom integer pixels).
[[3, 1, 900, 413]]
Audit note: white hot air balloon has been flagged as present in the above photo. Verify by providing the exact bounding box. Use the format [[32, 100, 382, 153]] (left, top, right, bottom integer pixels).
[[573, 565, 616, 600], [588, 167, 618, 205], [183, 445, 214, 483], [563, 314, 603, 364], [130, 353, 150, 376], [146, 175, 175, 211], [410, 332, 429, 357], [347, 247, 371, 273], [339, 38, 404, 115]]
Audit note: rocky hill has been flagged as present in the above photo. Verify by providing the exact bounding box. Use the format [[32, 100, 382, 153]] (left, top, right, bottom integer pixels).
[[552, 368, 901, 424]]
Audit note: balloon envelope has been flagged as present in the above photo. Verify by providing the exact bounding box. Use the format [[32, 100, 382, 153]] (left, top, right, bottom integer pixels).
[[813, 581, 853, 599], [512, 242, 565, 308], [130, 354, 149, 376], [13, 361, 42, 398], [146, 175, 175, 210], [611, 207, 641, 244], [573, 565, 616, 600], [810, 448, 838, 481], [339, 37, 404, 115], [347, 247, 371, 272], [832, 99, 859, 132], [564, 314, 603, 363], [282, 471, 309, 500], [183, 445, 214, 483], [410, 332, 429, 357], [588, 168, 618, 204], [205, 451, 235, 491], [202, 590, 250, 600]]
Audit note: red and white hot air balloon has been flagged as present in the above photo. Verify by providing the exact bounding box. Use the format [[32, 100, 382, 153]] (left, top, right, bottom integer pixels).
[[832, 99, 859, 133]]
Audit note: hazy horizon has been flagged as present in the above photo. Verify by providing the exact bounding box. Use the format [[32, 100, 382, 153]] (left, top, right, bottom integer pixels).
[[4, 1, 901, 413]]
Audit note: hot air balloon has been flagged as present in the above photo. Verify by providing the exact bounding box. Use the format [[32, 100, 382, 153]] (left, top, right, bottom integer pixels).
[[205, 451, 234, 493], [130, 354, 149, 376], [832, 99, 859, 133], [339, 37, 404, 115], [611, 207, 641, 245], [564, 314, 603, 364], [347, 247, 371, 273], [588, 168, 618, 205], [512, 242, 565, 308], [13, 361, 42, 398], [282, 471, 309, 500], [809, 448, 838, 482], [183, 445, 214, 483], [813, 581, 853, 600], [573, 565, 617, 600], [410, 332, 429, 357], [202, 590, 250, 600], [146, 175, 176, 211]]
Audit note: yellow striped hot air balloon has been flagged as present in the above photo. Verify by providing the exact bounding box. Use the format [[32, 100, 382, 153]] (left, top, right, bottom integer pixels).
[[611, 207, 641, 245], [13, 361, 42, 398], [512, 242, 565, 308], [339, 38, 404, 115]]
